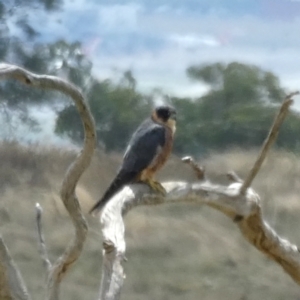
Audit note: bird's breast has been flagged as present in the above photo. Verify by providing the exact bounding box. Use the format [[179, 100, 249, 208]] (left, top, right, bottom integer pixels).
[[166, 119, 176, 134], [146, 127, 174, 174]]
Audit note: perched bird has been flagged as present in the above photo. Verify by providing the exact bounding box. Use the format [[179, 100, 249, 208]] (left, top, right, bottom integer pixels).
[[89, 105, 177, 215]]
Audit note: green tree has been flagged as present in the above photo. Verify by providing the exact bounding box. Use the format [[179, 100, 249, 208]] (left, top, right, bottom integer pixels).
[[0, 0, 96, 140], [187, 62, 285, 107], [0, 0, 67, 137], [55, 71, 153, 151], [171, 62, 300, 155]]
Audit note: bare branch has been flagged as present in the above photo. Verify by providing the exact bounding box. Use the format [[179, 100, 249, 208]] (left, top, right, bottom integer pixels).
[[98, 179, 300, 299], [1, 63, 299, 300], [182, 156, 205, 180], [35, 203, 52, 274], [0, 63, 97, 300], [238, 206, 300, 280], [239, 92, 298, 195], [0, 236, 32, 300], [97, 91, 300, 299]]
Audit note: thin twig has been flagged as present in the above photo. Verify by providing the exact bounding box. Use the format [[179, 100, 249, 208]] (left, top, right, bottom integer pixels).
[[0, 236, 31, 300], [99, 178, 300, 297], [35, 203, 52, 274], [182, 156, 205, 180], [239, 91, 298, 195]]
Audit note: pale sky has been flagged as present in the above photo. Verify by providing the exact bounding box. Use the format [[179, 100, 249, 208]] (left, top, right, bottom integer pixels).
[[27, 0, 300, 100], [5, 0, 300, 143]]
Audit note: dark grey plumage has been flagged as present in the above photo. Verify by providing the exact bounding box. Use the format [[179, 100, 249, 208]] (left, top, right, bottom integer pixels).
[[89, 118, 166, 214]]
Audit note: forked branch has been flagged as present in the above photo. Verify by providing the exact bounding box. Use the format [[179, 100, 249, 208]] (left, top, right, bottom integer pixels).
[[98, 92, 300, 300], [0, 63, 299, 300], [0, 236, 31, 300]]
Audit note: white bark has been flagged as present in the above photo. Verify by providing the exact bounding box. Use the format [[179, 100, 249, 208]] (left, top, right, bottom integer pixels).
[[0, 63, 299, 300], [98, 179, 300, 299]]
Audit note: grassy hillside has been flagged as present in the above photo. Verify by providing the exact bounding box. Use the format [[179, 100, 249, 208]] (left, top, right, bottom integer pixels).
[[0, 141, 300, 300]]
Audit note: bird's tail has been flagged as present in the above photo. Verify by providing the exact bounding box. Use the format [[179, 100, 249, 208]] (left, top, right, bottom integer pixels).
[[89, 170, 136, 215]]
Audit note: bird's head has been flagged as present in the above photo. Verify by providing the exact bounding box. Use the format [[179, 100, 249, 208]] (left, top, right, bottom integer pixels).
[[152, 105, 177, 133]]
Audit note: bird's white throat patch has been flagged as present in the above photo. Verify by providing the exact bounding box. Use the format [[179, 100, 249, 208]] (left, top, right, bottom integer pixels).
[[167, 119, 176, 134]]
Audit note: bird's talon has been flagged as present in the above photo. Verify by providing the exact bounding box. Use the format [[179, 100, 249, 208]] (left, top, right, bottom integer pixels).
[[143, 179, 166, 196], [154, 182, 167, 196]]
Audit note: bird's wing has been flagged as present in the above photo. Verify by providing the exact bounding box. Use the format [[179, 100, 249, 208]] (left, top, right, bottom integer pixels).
[[89, 120, 166, 215], [121, 120, 166, 174]]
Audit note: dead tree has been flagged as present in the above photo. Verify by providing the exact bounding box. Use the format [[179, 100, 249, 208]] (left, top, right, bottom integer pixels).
[[0, 63, 96, 300], [98, 92, 300, 300], [0, 63, 299, 300]]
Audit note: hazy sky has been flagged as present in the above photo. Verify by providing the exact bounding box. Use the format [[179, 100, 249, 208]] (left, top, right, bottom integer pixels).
[[6, 0, 300, 144], [28, 0, 300, 100]]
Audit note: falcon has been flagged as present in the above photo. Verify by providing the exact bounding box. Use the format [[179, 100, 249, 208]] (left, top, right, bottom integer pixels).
[[89, 105, 177, 215]]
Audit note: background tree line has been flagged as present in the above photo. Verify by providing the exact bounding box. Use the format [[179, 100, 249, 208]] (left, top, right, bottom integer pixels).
[[1, 0, 300, 156]]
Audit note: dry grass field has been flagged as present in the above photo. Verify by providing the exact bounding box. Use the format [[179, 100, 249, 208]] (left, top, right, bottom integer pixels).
[[0, 141, 300, 299]]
